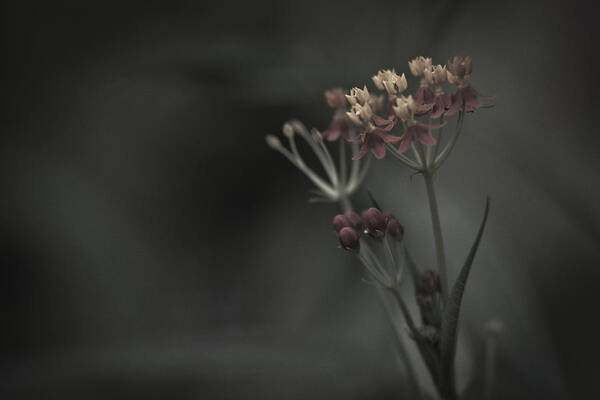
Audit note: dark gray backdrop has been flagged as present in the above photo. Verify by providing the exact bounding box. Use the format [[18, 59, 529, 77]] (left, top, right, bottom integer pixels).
[[1, 0, 598, 399]]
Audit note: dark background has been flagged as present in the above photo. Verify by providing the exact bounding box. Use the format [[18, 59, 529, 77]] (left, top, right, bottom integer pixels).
[[1, 0, 598, 399]]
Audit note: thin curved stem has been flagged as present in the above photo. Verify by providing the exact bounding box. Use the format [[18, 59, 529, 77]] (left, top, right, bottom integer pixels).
[[434, 111, 464, 169], [385, 143, 423, 171]]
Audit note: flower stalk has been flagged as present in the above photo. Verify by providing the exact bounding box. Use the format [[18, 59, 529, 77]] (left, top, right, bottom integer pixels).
[[267, 54, 494, 400]]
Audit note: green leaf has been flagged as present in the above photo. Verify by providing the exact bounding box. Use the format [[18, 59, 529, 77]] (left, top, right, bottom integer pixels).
[[439, 197, 490, 394]]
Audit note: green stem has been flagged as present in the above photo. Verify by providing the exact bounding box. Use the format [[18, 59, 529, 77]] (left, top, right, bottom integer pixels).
[[339, 196, 352, 213], [423, 171, 449, 301]]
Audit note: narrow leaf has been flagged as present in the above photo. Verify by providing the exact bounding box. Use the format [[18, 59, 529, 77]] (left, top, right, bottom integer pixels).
[[439, 197, 490, 392]]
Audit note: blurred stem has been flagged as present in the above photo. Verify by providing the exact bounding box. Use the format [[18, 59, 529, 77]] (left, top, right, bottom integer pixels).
[[341, 196, 422, 397], [339, 139, 347, 186], [423, 171, 449, 301], [339, 196, 352, 212]]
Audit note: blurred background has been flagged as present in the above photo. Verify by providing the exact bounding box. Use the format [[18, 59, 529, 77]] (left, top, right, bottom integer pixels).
[[1, 0, 598, 398]]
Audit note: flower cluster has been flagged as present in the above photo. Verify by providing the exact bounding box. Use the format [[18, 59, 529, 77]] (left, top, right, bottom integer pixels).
[[333, 207, 405, 288], [340, 55, 493, 161]]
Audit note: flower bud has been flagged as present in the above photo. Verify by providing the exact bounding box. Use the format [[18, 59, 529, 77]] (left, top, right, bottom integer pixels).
[[282, 122, 294, 138], [447, 56, 472, 82], [265, 135, 281, 149], [346, 86, 371, 106], [424, 64, 448, 86], [361, 207, 387, 236], [408, 56, 432, 77], [332, 214, 351, 233], [419, 269, 441, 294], [344, 211, 364, 231], [371, 69, 407, 96], [311, 129, 323, 143], [346, 103, 373, 128], [324, 88, 346, 109], [387, 218, 404, 238], [392, 95, 415, 121], [338, 227, 360, 251]]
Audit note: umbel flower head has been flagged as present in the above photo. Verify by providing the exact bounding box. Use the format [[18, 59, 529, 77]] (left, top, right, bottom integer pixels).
[[332, 208, 405, 288]]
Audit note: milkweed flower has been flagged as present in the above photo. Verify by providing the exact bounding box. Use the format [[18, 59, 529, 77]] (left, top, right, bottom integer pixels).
[[322, 88, 352, 142], [446, 56, 494, 115], [346, 86, 402, 160], [408, 56, 435, 107], [424, 65, 452, 119], [392, 95, 445, 153], [371, 69, 408, 96]]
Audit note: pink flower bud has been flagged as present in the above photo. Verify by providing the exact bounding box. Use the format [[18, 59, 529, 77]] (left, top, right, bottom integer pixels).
[[324, 88, 346, 109], [338, 227, 360, 251], [387, 218, 404, 238], [419, 269, 441, 294], [344, 211, 364, 231], [361, 208, 387, 236], [332, 214, 351, 233]]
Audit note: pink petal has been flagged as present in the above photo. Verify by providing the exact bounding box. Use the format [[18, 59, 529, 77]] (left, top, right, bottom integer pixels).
[[398, 135, 412, 153], [371, 139, 386, 159], [372, 128, 402, 143], [418, 131, 436, 145], [352, 143, 369, 160], [372, 115, 390, 126], [415, 125, 436, 145]]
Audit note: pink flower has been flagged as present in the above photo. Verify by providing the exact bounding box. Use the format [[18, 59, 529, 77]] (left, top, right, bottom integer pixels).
[[445, 86, 493, 116], [445, 56, 494, 115], [322, 110, 352, 141], [430, 93, 452, 119], [414, 86, 435, 107], [324, 88, 347, 109], [397, 121, 443, 153], [350, 125, 402, 160]]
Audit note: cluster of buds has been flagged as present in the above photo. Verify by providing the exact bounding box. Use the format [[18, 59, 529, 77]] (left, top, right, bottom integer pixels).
[[333, 207, 405, 288], [415, 269, 443, 342], [345, 86, 376, 131]]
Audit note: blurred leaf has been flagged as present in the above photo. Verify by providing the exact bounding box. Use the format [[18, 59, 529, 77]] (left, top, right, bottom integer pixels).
[[439, 197, 490, 394]]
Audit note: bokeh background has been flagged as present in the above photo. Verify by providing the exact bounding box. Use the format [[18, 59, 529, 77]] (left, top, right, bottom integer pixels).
[[1, 0, 598, 399]]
